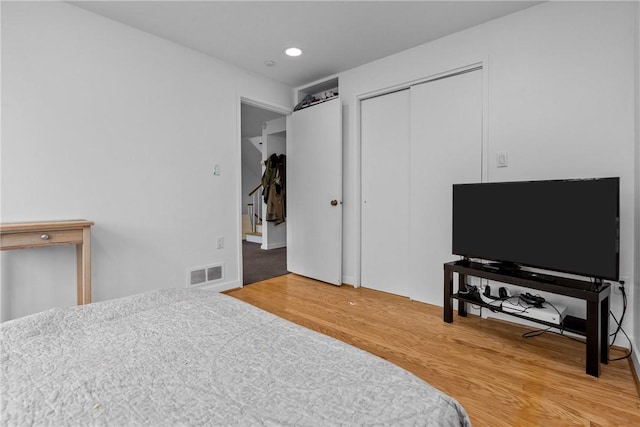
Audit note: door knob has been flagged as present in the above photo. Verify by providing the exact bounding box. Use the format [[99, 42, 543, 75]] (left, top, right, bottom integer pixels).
[[330, 200, 338, 206]]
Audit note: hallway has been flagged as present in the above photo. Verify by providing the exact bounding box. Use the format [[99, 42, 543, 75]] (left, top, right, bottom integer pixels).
[[242, 241, 287, 285]]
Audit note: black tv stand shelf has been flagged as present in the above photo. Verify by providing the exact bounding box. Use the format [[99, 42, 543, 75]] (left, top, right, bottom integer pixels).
[[451, 292, 588, 336], [444, 260, 611, 377]]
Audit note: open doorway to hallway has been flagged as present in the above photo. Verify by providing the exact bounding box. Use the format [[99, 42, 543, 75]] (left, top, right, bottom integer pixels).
[[240, 101, 288, 285], [241, 240, 287, 284]]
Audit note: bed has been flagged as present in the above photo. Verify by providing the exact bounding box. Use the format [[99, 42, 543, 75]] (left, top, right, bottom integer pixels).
[[1, 288, 470, 426]]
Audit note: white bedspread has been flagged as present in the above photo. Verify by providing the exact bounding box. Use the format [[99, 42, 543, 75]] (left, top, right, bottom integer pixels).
[[1, 289, 470, 426]]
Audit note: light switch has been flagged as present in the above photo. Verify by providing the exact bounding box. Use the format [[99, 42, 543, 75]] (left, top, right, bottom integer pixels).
[[496, 151, 508, 168], [214, 164, 221, 175]]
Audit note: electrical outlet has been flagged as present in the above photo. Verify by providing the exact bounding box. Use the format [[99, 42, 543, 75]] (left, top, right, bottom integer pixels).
[[614, 276, 628, 294], [612, 277, 628, 294], [217, 236, 224, 249]]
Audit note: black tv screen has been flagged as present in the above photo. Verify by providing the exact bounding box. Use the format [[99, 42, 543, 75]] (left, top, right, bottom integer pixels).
[[452, 178, 619, 281]]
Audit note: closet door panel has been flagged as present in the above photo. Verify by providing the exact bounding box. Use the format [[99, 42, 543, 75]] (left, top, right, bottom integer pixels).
[[409, 70, 483, 304], [361, 89, 411, 296]]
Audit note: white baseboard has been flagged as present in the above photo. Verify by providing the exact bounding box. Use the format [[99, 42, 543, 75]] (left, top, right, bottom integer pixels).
[[631, 340, 640, 382], [342, 275, 357, 287], [245, 234, 262, 244], [196, 279, 241, 293], [262, 241, 286, 250]]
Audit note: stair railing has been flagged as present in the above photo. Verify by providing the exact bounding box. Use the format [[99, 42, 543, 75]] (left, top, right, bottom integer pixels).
[[248, 183, 263, 232]]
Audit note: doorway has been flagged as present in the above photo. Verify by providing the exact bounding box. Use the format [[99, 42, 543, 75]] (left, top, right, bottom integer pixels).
[[240, 100, 288, 285]]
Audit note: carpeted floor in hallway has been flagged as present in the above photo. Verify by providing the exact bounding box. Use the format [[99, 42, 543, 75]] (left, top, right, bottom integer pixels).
[[242, 240, 288, 285]]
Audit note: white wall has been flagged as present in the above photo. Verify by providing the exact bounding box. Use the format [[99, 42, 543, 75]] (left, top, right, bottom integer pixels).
[[338, 1, 637, 347], [0, 1, 292, 320]]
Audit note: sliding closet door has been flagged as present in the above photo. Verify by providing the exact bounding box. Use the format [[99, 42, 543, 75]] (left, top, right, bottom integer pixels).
[[408, 70, 483, 304], [361, 89, 411, 296]]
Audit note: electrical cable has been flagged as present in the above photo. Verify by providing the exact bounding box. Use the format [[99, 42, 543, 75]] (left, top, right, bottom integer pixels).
[[521, 284, 633, 361], [469, 288, 631, 359], [523, 327, 587, 344], [609, 326, 633, 361], [487, 295, 516, 309], [481, 290, 563, 339], [522, 326, 554, 338], [608, 284, 633, 361], [609, 283, 626, 343], [470, 286, 524, 314], [520, 296, 573, 340]]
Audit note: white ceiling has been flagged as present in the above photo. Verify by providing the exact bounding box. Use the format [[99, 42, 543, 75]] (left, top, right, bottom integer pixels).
[[70, 1, 542, 88]]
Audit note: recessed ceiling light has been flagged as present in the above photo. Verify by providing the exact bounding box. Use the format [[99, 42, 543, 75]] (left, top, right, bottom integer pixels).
[[285, 47, 302, 57]]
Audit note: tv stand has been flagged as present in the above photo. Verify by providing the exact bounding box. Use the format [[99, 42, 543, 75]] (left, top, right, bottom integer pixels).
[[443, 260, 611, 377]]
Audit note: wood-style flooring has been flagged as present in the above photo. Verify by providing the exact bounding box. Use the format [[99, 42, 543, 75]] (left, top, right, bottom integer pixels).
[[226, 273, 640, 426]]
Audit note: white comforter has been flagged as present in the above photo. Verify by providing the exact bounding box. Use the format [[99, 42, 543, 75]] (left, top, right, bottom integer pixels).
[[1, 288, 470, 426]]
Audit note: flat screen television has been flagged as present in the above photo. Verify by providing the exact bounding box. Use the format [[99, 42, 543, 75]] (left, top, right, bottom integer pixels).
[[452, 177, 620, 281]]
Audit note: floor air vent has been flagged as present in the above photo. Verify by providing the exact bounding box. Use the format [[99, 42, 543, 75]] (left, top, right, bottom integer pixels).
[[187, 263, 224, 287]]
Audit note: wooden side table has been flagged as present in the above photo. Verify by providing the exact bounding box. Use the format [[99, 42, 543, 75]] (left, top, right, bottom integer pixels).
[[0, 220, 94, 305]]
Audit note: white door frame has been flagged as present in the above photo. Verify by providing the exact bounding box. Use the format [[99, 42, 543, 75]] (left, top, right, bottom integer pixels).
[[236, 95, 291, 287]]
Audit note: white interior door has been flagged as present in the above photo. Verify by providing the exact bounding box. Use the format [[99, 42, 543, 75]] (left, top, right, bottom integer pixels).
[[361, 89, 411, 296], [408, 69, 483, 304], [287, 98, 342, 285]]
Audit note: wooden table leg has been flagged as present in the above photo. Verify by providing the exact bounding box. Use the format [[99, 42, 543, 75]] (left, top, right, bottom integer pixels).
[[444, 269, 453, 323], [601, 295, 609, 364], [586, 299, 601, 377], [76, 226, 92, 305], [458, 273, 467, 317]]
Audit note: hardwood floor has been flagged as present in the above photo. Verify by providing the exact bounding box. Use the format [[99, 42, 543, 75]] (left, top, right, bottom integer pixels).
[[226, 274, 640, 426]]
